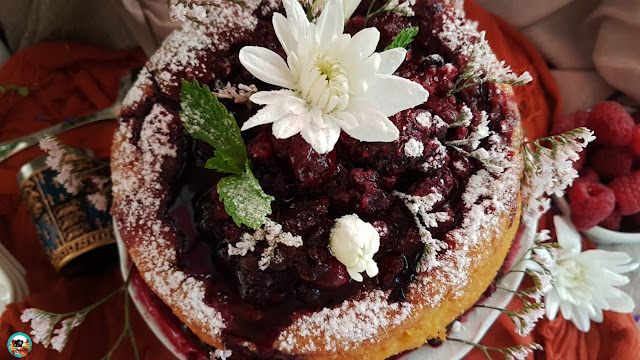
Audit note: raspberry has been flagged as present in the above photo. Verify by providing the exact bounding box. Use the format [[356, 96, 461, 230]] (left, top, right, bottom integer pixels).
[[632, 111, 640, 124], [590, 147, 633, 178], [598, 209, 622, 231], [608, 171, 640, 215], [551, 111, 589, 135], [572, 149, 586, 172], [579, 167, 600, 183], [568, 179, 616, 231], [587, 101, 634, 146], [630, 126, 640, 157]]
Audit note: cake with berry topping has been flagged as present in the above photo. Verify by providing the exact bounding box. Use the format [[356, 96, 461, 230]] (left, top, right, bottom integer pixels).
[[111, 0, 530, 358]]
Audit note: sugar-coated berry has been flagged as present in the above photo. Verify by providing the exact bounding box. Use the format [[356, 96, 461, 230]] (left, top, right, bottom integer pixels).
[[608, 171, 640, 215], [568, 178, 616, 231], [587, 101, 635, 146], [590, 147, 633, 178]]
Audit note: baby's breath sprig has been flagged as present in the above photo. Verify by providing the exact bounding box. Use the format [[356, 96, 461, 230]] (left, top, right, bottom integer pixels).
[[520, 127, 595, 223], [449, 338, 542, 360], [448, 33, 532, 96], [39, 135, 112, 211], [475, 302, 545, 337], [212, 82, 258, 105], [20, 266, 138, 359], [364, 0, 415, 26]]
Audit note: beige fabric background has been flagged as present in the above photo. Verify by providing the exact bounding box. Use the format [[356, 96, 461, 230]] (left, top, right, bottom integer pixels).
[[0, 0, 178, 57], [477, 0, 640, 114]]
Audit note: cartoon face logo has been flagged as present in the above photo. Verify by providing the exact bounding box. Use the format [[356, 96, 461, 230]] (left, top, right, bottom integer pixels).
[[7, 333, 32, 358]]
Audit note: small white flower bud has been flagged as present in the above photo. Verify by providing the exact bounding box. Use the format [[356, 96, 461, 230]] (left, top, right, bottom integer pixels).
[[329, 214, 380, 282]]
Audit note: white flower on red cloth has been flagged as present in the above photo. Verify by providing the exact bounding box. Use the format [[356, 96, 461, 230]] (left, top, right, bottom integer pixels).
[[532, 216, 638, 332], [329, 214, 380, 282], [238, 0, 429, 154]]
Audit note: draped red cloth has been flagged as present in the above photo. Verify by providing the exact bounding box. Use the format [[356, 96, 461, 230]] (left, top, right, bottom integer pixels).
[[0, 1, 638, 359]]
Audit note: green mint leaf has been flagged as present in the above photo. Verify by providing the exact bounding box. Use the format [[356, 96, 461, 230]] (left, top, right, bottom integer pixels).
[[205, 150, 246, 174], [385, 26, 419, 51], [17, 87, 28, 96], [218, 169, 274, 230], [180, 79, 247, 174]]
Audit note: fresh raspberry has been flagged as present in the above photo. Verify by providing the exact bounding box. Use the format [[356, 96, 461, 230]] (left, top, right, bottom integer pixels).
[[568, 179, 616, 230], [630, 126, 640, 157], [587, 101, 634, 146], [632, 111, 640, 124], [551, 111, 589, 135], [579, 167, 600, 183], [608, 171, 640, 215], [590, 147, 633, 178], [598, 209, 622, 231]]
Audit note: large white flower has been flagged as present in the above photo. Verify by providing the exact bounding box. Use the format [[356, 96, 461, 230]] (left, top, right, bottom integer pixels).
[[239, 0, 429, 154], [536, 216, 638, 332]]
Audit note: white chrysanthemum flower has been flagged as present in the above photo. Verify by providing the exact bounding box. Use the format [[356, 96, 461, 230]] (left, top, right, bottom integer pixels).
[[542, 216, 638, 332], [239, 0, 429, 154], [329, 214, 380, 282]]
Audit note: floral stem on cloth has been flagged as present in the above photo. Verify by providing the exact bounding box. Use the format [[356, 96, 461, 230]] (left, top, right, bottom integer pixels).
[[20, 265, 138, 358]]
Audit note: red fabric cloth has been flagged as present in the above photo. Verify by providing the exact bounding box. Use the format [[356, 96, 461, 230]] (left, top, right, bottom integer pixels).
[[0, 2, 638, 359]]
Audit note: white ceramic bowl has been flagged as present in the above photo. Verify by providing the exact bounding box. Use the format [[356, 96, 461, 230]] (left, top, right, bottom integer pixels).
[[555, 196, 640, 245]]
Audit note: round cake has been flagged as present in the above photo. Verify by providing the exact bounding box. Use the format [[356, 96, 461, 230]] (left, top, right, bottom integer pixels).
[[111, 0, 526, 358]]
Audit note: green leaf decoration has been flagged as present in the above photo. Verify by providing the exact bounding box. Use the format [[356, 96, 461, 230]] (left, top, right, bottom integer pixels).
[[218, 169, 275, 230], [17, 87, 28, 97], [384, 26, 419, 51], [180, 79, 274, 229], [180, 79, 247, 174]]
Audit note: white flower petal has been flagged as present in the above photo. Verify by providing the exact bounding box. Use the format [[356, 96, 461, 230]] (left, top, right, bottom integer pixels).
[[282, 0, 309, 38], [378, 48, 407, 75], [349, 269, 363, 282], [545, 291, 560, 320], [350, 27, 380, 59], [300, 115, 341, 154], [604, 288, 635, 313], [332, 111, 357, 131], [273, 13, 297, 57], [315, 0, 344, 46], [365, 260, 378, 277], [250, 90, 294, 105], [284, 95, 308, 115], [367, 74, 428, 116], [343, 0, 361, 19], [571, 306, 591, 332], [553, 216, 582, 256], [241, 103, 290, 130], [272, 113, 310, 139], [239, 46, 295, 89], [344, 99, 399, 142]]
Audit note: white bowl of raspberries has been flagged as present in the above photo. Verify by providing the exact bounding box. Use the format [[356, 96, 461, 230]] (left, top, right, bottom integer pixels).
[[556, 101, 640, 244]]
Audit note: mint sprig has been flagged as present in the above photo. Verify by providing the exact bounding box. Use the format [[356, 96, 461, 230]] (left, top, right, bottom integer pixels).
[[180, 79, 274, 229], [181, 79, 248, 174], [384, 26, 419, 51]]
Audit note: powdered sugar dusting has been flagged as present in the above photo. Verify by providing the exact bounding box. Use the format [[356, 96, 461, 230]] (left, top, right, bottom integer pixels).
[[148, 0, 260, 93], [276, 290, 413, 352], [122, 68, 151, 107], [112, 103, 225, 337]]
